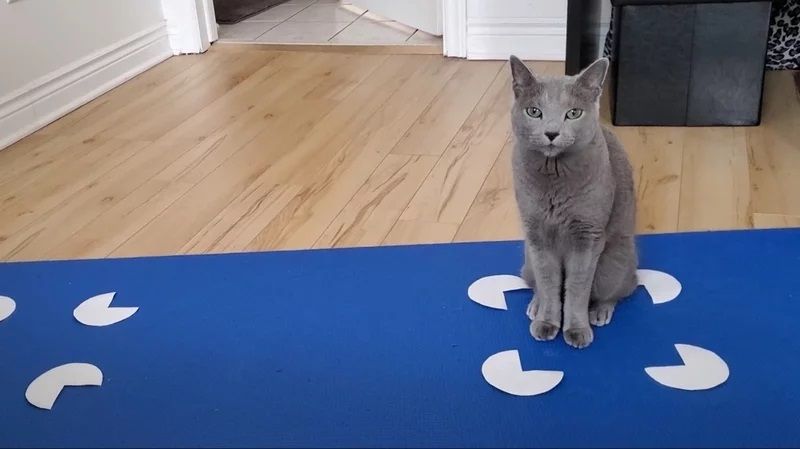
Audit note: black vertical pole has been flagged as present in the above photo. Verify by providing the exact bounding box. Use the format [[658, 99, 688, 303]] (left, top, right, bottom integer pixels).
[[565, 0, 603, 75]]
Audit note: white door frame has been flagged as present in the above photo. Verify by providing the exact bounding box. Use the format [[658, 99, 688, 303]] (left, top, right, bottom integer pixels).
[[169, 0, 471, 58], [442, 0, 467, 57], [162, 0, 218, 55]]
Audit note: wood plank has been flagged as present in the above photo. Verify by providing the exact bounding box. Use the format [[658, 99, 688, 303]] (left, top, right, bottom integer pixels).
[[390, 61, 503, 156], [678, 127, 751, 231], [271, 56, 460, 188], [0, 132, 59, 171], [52, 50, 238, 140], [0, 135, 87, 191], [214, 43, 443, 55], [393, 62, 562, 241], [47, 52, 359, 260], [108, 52, 274, 142], [110, 53, 387, 257], [314, 154, 438, 248], [453, 141, 521, 242], [158, 52, 292, 143], [383, 219, 458, 245], [242, 56, 464, 251], [752, 213, 800, 229], [615, 126, 684, 233], [1, 47, 798, 262], [36, 55, 204, 136], [747, 71, 800, 216], [181, 184, 303, 255], [1, 139, 198, 260], [391, 64, 514, 236], [180, 55, 423, 254], [0, 139, 149, 244]]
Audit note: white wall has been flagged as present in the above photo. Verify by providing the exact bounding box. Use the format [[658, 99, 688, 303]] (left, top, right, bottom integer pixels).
[[0, 0, 172, 149], [465, 0, 567, 60]]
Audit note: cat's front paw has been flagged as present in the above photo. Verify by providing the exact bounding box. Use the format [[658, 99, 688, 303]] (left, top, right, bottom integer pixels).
[[564, 327, 593, 349], [530, 320, 560, 341]]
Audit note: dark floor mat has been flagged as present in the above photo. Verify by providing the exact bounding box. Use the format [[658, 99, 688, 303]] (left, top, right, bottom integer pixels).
[[214, 0, 289, 24]]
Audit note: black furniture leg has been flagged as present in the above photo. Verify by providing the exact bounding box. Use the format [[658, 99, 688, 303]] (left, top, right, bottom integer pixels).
[[566, 0, 603, 75]]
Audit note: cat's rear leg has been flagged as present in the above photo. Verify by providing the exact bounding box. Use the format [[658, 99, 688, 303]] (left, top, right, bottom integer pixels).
[[589, 302, 616, 326], [590, 236, 637, 327], [521, 243, 538, 320]]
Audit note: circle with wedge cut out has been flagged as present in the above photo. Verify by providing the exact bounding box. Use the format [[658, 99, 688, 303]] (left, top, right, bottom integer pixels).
[[468, 270, 729, 396]]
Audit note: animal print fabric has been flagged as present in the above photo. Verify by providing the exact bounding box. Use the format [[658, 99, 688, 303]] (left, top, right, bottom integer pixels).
[[766, 0, 799, 70]]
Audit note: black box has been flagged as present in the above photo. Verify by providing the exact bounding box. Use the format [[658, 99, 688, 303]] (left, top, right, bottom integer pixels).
[[609, 0, 772, 126]]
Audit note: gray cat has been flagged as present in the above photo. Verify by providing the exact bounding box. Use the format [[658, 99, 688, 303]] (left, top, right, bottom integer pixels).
[[509, 56, 638, 349]]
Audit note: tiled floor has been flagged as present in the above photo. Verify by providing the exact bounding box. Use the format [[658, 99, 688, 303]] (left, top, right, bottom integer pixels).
[[217, 0, 442, 46]]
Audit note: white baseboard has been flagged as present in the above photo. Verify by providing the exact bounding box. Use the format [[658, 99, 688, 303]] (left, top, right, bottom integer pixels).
[[0, 23, 172, 150], [466, 17, 566, 61]]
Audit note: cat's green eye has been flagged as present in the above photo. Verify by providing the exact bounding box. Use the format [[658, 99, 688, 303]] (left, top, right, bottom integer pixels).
[[565, 108, 583, 120], [524, 107, 542, 119]]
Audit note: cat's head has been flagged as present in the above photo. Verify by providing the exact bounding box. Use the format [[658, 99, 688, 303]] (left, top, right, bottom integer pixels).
[[509, 56, 608, 157]]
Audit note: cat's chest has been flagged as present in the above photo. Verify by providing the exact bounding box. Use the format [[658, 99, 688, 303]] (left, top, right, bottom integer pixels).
[[528, 185, 599, 220], [519, 183, 610, 238], [526, 198, 605, 250]]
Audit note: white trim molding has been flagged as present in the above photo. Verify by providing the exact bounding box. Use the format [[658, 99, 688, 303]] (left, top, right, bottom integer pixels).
[[0, 23, 172, 150], [443, 0, 467, 57], [466, 16, 566, 60]]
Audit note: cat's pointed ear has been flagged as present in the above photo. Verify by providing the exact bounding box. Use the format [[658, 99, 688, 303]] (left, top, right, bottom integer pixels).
[[509, 55, 538, 98], [575, 58, 609, 100]]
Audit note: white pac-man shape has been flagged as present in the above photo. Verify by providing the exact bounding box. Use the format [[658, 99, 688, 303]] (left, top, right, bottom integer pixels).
[[645, 344, 729, 391], [73, 292, 138, 327], [25, 363, 103, 410], [467, 275, 529, 310], [637, 269, 682, 304], [468, 270, 681, 310], [482, 350, 564, 396], [0, 295, 15, 322]]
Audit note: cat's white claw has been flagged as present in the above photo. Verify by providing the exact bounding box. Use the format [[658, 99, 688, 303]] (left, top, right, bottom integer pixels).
[[73, 292, 138, 326], [645, 344, 729, 391], [26, 363, 103, 410], [0, 295, 16, 322], [467, 275, 530, 310], [637, 269, 681, 304], [482, 350, 563, 396]]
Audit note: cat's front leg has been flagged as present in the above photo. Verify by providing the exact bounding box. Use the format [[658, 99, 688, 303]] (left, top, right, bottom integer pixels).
[[526, 244, 562, 341], [563, 246, 602, 349]]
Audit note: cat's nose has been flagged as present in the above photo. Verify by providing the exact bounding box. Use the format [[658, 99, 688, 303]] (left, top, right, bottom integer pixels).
[[545, 132, 559, 142]]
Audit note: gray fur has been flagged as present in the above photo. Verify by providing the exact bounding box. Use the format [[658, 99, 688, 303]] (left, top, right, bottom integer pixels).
[[509, 56, 638, 349]]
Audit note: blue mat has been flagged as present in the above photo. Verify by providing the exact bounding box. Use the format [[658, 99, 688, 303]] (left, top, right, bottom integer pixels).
[[1, 229, 800, 448]]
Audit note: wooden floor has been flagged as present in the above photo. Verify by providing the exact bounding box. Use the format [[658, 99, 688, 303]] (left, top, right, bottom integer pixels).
[[1, 46, 799, 262]]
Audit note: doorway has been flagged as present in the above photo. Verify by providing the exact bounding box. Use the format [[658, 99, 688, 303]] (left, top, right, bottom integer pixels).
[[215, 0, 443, 47]]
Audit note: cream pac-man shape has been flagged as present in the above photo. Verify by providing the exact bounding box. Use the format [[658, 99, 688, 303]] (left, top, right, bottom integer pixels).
[[73, 292, 138, 326], [0, 295, 15, 322], [636, 269, 682, 304], [467, 275, 529, 310], [25, 363, 103, 410], [644, 344, 729, 391], [481, 350, 564, 396], [468, 269, 681, 310]]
